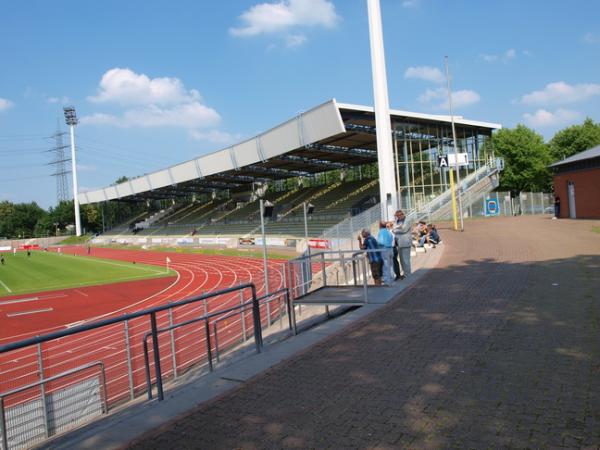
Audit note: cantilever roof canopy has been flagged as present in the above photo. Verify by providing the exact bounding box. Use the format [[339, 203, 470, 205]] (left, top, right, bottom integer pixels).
[[79, 99, 501, 205]]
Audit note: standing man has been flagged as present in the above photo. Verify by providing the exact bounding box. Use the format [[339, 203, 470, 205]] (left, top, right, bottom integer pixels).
[[377, 221, 394, 285], [392, 210, 412, 278], [554, 195, 561, 219], [358, 228, 383, 285]]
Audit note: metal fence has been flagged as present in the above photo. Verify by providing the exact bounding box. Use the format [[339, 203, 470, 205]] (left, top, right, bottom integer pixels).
[[0, 283, 293, 450], [466, 191, 554, 217], [319, 158, 500, 250], [318, 158, 552, 251]]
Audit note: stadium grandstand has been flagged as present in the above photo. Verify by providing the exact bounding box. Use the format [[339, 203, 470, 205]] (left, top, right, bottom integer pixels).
[[81, 99, 501, 246]]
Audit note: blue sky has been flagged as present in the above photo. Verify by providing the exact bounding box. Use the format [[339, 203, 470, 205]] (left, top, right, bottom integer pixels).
[[1, 0, 599, 208]]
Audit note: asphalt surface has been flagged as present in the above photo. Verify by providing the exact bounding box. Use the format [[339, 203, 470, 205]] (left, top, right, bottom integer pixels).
[[127, 216, 600, 449]]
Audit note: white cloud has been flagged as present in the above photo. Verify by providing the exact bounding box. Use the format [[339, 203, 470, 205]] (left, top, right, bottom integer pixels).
[[523, 108, 582, 128], [520, 81, 600, 105], [82, 68, 221, 130], [418, 87, 480, 110], [229, 0, 339, 43], [583, 32, 600, 44], [0, 98, 14, 111], [285, 33, 307, 47], [81, 104, 220, 129], [404, 66, 444, 84], [88, 68, 201, 106], [188, 129, 242, 144], [480, 48, 517, 63]]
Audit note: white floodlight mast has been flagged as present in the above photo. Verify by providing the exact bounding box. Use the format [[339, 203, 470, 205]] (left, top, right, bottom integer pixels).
[[64, 107, 82, 237], [367, 0, 398, 221]]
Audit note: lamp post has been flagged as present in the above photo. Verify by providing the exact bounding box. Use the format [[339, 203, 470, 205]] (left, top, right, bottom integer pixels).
[[63, 106, 82, 237], [444, 57, 465, 232], [303, 202, 314, 256], [259, 200, 273, 295]]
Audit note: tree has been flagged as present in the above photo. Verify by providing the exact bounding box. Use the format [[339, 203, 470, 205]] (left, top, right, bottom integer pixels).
[[549, 118, 600, 161], [0, 201, 47, 238], [492, 125, 553, 193], [49, 200, 76, 232], [81, 204, 102, 233]]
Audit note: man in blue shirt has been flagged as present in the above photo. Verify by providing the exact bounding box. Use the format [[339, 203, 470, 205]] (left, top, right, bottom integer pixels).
[[377, 221, 394, 285], [358, 228, 383, 285]]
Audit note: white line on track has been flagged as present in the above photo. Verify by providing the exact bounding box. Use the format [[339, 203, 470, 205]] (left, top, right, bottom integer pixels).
[[56, 252, 167, 274], [0, 279, 12, 293], [74, 289, 89, 297], [0, 293, 66, 306], [1, 251, 286, 383], [7, 308, 53, 317]]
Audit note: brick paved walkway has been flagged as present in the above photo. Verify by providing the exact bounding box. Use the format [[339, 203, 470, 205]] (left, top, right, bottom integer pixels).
[[128, 217, 600, 449]]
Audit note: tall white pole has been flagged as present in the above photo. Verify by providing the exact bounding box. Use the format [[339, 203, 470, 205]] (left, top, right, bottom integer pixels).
[[69, 124, 82, 236], [444, 56, 465, 231], [367, 0, 398, 220]]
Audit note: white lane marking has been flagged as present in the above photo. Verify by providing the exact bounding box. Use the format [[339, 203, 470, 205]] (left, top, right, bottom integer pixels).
[[7, 308, 53, 317], [0, 279, 12, 293], [65, 320, 85, 328], [0, 293, 67, 306], [74, 289, 89, 297], [57, 252, 166, 274]]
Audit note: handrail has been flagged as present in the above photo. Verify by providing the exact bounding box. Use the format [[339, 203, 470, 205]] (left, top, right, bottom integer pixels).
[[212, 288, 293, 363], [140, 288, 289, 399], [0, 282, 260, 403], [0, 283, 257, 355], [0, 361, 108, 450]]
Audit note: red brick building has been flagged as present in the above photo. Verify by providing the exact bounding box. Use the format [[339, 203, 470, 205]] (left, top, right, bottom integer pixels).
[[550, 145, 600, 219]]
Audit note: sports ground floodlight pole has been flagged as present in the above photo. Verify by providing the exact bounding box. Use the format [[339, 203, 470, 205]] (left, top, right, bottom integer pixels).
[[444, 57, 465, 231], [367, 0, 398, 220], [64, 106, 82, 237]]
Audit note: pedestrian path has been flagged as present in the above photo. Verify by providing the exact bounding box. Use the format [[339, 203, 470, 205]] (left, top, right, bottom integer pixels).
[[51, 216, 600, 449]]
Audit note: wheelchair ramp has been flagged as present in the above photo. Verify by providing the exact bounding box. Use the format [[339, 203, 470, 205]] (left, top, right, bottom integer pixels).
[[293, 285, 376, 306]]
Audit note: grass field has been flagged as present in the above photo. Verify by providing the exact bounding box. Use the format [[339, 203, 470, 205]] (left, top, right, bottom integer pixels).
[[0, 251, 175, 297]]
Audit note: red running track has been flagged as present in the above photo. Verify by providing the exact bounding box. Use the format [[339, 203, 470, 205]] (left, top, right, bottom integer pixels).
[[0, 247, 291, 410]]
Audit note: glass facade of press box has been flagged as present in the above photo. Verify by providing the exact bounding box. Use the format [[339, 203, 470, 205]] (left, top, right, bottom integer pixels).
[[392, 119, 494, 210]]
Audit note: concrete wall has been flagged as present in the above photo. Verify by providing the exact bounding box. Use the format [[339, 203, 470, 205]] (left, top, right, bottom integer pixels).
[[553, 167, 600, 219], [0, 236, 66, 249]]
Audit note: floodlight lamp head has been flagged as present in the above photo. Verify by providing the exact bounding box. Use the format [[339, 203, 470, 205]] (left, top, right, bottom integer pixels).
[[63, 106, 78, 126]]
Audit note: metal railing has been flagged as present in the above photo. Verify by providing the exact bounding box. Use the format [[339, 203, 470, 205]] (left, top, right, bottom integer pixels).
[[0, 361, 107, 450], [288, 248, 395, 304], [318, 158, 500, 249], [0, 282, 294, 449], [212, 288, 293, 364]]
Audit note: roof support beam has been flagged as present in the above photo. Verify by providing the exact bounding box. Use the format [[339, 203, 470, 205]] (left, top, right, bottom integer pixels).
[[304, 143, 377, 158], [275, 154, 350, 169]]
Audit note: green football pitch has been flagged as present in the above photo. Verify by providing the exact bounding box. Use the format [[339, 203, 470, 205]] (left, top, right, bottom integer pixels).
[[0, 251, 175, 297]]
